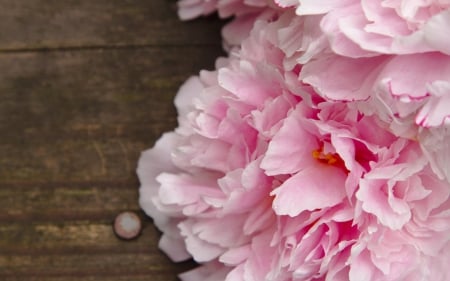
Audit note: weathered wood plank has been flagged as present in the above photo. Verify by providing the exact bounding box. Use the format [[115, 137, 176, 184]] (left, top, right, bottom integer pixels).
[[0, 47, 220, 139], [0, 0, 223, 51], [0, 1, 223, 280], [0, 221, 158, 254], [0, 46, 223, 182], [0, 184, 140, 222], [0, 276, 187, 281], [0, 140, 144, 182], [0, 47, 221, 138], [0, 277, 181, 281], [0, 220, 197, 279], [0, 253, 195, 280]]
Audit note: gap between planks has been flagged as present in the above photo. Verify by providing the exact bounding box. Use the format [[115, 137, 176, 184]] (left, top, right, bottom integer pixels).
[[0, 42, 223, 54]]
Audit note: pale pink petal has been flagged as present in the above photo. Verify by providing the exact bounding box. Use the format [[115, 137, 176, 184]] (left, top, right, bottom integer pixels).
[[349, 248, 376, 281], [225, 264, 245, 281], [159, 234, 191, 262], [271, 165, 347, 217], [394, 9, 450, 55], [219, 245, 251, 266], [179, 220, 225, 262], [376, 53, 450, 100], [243, 200, 275, 235], [218, 60, 284, 108], [416, 81, 450, 127], [273, 0, 297, 8], [157, 173, 222, 206], [260, 104, 317, 175], [296, 0, 355, 15], [422, 10, 450, 55], [191, 215, 250, 248], [177, 0, 218, 20], [244, 231, 278, 281], [300, 55, 387, 101]]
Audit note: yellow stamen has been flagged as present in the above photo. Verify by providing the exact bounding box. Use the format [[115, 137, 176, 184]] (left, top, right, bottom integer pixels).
[[326, 154, 338, 164], [312, 148, 339, 165], [312, 150, 321, 159]]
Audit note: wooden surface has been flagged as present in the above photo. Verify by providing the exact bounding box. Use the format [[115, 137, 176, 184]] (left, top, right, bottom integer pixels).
[[0, 1, 224, 280]]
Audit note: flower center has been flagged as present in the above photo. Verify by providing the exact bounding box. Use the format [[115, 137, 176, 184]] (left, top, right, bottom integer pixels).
[[312, 148, 339, 165]]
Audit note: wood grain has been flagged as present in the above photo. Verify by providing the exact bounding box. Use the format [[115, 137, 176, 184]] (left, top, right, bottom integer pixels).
[[0, 0, 223, 51], [0, 47, 222, 181], [0, 0, 225, 280]]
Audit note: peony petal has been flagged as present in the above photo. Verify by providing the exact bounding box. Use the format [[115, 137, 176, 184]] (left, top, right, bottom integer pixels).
[[296, 0, 354, 15], [192, 216, 249, 248], [416, 81, 450, 127], [177, 0, 218, 20], [157, 173, 222, 206], [260, 104, 317, 175], [357, 178, 411, 230], [225, 264, 245, 281], [159, 233, 191, 262], [349, 248, 376, 281], [220, 245, 251, 266], [423, 10, 450, 55], [376, 53, 450, 100], [301, 55, 387, 101], [271, 164, 347, 217], [179, 220, 225, 262], [218, 60, 283, 108]]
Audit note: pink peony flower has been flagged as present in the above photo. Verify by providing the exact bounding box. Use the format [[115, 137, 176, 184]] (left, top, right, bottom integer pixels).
[[138, 7, 450, 280]]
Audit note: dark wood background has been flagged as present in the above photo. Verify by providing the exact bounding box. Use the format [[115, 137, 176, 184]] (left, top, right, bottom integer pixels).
[[0, 1, 224, 280]]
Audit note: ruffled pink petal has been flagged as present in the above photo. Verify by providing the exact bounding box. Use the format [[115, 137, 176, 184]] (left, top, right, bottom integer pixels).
[[300, 55, 387, 101], [178, 0, 218, 20], [159, 234, 191, 262], [260, 104, 317, 175], [393, 9, 450, 55], [358, 177, 412, 230], [416, 81, 450, 127], [179, 220, 225, 262], [218, 60, 284, 108], [271, 164, 347, 217], [296, 0, 355, 15], [422, 9, 450, 55]]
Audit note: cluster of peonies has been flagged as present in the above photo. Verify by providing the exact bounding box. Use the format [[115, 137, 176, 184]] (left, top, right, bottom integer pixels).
[[138, 1, 450, 280]]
